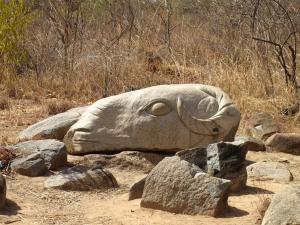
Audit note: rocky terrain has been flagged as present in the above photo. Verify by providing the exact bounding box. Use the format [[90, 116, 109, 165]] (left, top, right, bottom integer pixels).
[[0, 99, 300, 225]]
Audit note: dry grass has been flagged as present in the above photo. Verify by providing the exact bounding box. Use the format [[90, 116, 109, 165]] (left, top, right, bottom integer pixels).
[[255, 195, 271, 224], [47, 100, 74, 115], [0, 1, 299, 133], [0, 136, 9, 146]]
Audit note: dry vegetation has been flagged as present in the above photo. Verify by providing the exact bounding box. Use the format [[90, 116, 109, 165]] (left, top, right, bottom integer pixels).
[[47, 100, 75, 115], [254, 190, 272, 224], [0, 0, 299, 132]]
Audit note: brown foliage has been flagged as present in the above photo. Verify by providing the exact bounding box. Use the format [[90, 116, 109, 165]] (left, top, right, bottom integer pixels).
[[47, 100, 74, 115]]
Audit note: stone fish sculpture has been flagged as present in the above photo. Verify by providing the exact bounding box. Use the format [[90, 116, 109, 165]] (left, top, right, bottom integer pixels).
[[64, 84, 240, 154]]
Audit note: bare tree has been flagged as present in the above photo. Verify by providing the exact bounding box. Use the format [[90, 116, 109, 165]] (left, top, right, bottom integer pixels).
[[38, 0, 84, 73], [251, 0, 300, 97]]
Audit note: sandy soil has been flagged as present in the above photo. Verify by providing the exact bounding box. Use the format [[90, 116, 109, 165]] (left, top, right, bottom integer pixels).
[[0, 99, 299, 225]]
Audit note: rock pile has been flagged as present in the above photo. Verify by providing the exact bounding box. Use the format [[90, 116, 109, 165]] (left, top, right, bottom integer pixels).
[[133, 141, 249, 216], [10, 139, 67, 176]]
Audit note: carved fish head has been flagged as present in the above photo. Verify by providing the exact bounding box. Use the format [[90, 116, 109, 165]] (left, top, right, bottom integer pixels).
[[64, 84, 240, 154]]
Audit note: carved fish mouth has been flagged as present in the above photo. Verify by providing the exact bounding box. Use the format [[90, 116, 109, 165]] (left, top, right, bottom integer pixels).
[[176, 93, 240, 138], [177, 96, 225, 136]]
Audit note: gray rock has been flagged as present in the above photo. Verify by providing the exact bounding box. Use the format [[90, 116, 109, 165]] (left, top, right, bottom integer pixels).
[[206, 142, 247, 177], [262, 185, 300, 225], [265, 133, 300, 155], [11, 153, 47, 177], [44, 165, 118, 191], [128, 176, 147, 201], [234, 136, 266, 151], [175, 147, 207, 168], [11, 139, 67, 170], [0, 173, 6, 209], [19, 106, 88, 141], [176, 142, 248, 193], [246, 112, 280, 141], [206, 142, 248, 192], [84, 151, 166, 173], [140, 156, 231, 216], [247, 161, 293, 183]]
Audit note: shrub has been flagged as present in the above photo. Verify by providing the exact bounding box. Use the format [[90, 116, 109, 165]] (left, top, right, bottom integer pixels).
[[47, 100, 74, 115], [0, 0, 33, 71]]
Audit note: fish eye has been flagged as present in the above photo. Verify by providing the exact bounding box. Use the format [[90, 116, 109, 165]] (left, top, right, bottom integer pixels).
[[146, 101, 172, 116]]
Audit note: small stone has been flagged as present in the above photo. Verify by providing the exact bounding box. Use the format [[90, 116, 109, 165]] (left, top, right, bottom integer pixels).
[[265, 133, 300, 155], [262, 185, 300, 225], [234, 136, 266, 151], [11, 153, 47, 177], [245, 112, 280, 141], [44, 165, 118, 191], [247, 161, 293, 183], [128, 176, 146, 201]]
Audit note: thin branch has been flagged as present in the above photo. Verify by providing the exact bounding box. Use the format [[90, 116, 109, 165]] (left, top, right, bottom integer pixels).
[[252, 37, 281, 47]]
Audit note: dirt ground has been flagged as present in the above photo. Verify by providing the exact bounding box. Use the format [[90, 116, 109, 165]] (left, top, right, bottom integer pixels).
[[0, 99, 300, 225]]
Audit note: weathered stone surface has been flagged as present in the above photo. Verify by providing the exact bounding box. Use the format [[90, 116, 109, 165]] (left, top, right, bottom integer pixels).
[[44, 165, 118, 191], [176, 142, 248, 193], [176, 147, 207, 168], [84, 151, 166, 173], [65, 84, 240, 154], [19, 106, 88, 141], [234, 136, 266, 152], [11, 140, 67, 170], [140, 156, 231, 216], [246, 112, 280, 141], [206, 142, 248, 192], [128, 176, 146, 201], [265, 133, 300, 155], [262, 185, 300, 225], [0, 173, 6, 209], [206, 142, 247, 177], [247, 161, 293, 182], [11, 153, 47, 177]]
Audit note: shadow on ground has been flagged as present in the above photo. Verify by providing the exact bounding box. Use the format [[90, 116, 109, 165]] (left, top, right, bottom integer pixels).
[[221, 206, 249, 218], [231, 185, 274, 196], [0, 199, 21, 215]]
